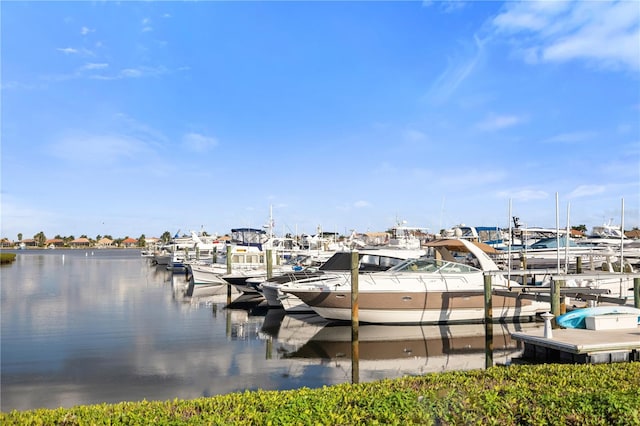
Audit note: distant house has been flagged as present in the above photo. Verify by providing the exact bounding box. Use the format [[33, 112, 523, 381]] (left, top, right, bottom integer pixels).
[[1, 238, 13, 248], [22, 239, 38, 247], [46, 238, 65, 248], [363, 232, 390, 246], [121, 237, 138, 248], [96, 237, 113, 248], [570, 229, 585, 238], [625, 229, 640, 240], [70, 237, 91, 248], [145, 237, 160, 248]]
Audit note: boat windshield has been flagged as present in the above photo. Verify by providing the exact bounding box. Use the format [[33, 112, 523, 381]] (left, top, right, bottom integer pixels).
[[390, 257, 480, 273], [359, 254, 406, 271]]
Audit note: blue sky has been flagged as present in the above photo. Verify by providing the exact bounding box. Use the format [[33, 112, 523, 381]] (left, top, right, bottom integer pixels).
[[2, 0, 639, 240]]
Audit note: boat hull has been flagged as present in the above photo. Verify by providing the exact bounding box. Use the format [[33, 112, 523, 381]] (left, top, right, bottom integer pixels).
[[287, 289, 544, 324]]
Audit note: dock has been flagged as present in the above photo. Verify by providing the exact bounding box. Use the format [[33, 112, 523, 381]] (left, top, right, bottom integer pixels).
[[512, 324, 640, 364]]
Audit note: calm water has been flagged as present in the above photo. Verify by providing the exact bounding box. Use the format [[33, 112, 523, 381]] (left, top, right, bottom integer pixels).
[[1, 249, 542, 412]]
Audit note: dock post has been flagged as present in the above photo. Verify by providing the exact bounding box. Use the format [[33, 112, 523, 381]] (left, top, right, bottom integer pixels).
[[266, 249, 273, 279], [541, 312, 554, 338], [551, 279, 562, 327], [520, 255, 528, 285], [351, 250, 359, 385], [634, 278, 640, 309], [195, 246, 200, 261], [351, 250, 359, 332], [226, 245, 232, 303], [483, 274, 493, 323], [576, 256, 582, 274], [484, 273, 493, 368]]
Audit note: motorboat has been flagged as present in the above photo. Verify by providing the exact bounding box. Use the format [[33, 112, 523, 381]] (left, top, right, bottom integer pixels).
[[260, 248, 427, 313], [280, 239, 549, 324]]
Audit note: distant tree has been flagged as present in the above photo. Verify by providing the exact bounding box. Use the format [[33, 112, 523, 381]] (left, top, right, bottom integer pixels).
[[571, 225, 587, 232], [138, 234, 146, 247], [103, 235, 113, 240], [80, 234, 88, 239], [96, 235, 102, 241], [55, 234, 63, 239], [17, 233, 22, 241], [33, 231, 46, 247], [161, 231, 172, 244], [113, 238, 124, 247]]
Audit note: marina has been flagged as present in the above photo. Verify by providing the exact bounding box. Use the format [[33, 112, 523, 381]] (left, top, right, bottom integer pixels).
[[2, 226, 639, 413]]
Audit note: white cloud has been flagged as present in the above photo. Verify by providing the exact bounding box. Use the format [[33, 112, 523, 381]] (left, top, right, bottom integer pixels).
[[121, 68, 143, 78], [81, 63, 109, 71], [182, 133, 219, 152], [89, 66, 169, 80], [56, 47, 94, 56], [80, 26, 95, 35], [425, 35, 486, 103], [567, 185, 606, 199], [353, 200, 371, 208], [57, 47, 78, 54], [476, 114, 526, 131], [491, 0, 640, 71], [142, 17, 153, 32], [542, 131, 596, 144], [404, 129, 426, 142]]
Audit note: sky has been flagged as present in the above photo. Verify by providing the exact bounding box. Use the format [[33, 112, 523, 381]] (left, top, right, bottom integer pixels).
[[1, 0, 639, 241]]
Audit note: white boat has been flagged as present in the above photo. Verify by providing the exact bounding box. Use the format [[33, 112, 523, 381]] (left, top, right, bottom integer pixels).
[[261, 248, 427, 313], [281, 239, 549, 324], [443, 225, 509, 250], [510, 235, 616, 271]]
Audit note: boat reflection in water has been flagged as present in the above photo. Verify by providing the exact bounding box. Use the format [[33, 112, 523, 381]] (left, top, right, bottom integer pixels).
[[178, 275, 544, 384], [268, 315, 543, 381]]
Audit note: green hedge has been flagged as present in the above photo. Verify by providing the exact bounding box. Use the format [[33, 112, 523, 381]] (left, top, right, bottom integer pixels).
[[0, 253, 17, 264], [2, 363, 639, 425]]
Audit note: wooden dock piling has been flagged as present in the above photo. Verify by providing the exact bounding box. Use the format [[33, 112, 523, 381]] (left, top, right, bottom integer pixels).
[[351, 250, 359, 333], [226, 245, 232, 303], [351, 250, 359, 384], [483, 274, 492, 323], [266, 249, 273, 280]]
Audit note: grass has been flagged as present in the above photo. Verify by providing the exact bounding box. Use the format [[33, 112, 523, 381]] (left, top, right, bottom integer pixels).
[[1, 363, 639, 425]]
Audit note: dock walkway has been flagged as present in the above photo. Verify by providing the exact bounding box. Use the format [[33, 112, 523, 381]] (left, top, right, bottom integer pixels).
[[512, 325, 640, 364]]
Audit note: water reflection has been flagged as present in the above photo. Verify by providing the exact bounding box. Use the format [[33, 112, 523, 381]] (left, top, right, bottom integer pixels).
[[2, 251, 543, 412], [182, 275, 543, 384]]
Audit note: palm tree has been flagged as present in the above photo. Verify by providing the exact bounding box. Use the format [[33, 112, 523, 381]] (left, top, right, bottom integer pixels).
[[33, 232, 46, 247]]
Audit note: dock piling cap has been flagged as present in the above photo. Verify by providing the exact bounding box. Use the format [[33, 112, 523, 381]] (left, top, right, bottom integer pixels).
[[540, 312, 554, 320]]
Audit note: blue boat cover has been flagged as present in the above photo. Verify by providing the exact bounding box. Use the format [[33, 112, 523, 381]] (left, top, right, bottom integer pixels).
[[556, 306, 640, 329]]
